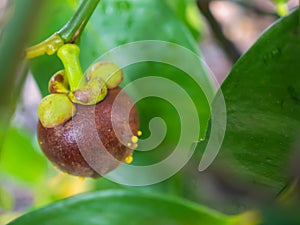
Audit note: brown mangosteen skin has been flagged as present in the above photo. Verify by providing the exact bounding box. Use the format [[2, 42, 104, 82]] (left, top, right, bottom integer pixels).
[[37, 87, 139, 178]]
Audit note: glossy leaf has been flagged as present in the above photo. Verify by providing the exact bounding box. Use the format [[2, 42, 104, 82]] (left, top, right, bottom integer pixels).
[[8, 190, 233, 225], [216, 9, 300, 193], [79, 0, 200, 69], [29, 0, 203, 94], [29, 0, 212, 156], [83, 0, 211, 147]]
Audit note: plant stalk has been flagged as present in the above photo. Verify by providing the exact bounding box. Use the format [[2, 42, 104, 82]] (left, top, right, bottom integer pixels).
[[57, 44, 85, 91], [58, 0, 100, 43], [25, 0, 100, 59], [196, 0, 241, 64]]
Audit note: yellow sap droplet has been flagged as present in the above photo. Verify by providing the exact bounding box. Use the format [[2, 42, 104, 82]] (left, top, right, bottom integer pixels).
[[125, 156, 133, 164], [78, 177, 85, 182], [127, 142, 132, 147], [131, 135, 138, 143], [133, 143, 138, 149], [137, 130, 142, 136]]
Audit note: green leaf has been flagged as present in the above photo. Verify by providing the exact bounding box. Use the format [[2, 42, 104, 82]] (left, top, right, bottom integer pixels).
[[82, 0, 212, 142], [29, 0, 212, 148], [1, 126, 47, 182], [8, 190, 232, 225], [28, 1, 74, 96], [217, 9, 300, 192], [79, 0, 201, 68], [29, 0, 202, 94]]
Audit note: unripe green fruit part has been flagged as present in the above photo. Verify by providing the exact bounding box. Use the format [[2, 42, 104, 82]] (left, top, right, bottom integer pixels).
[[86, 62, 123, 89], [38, 94, 76, 128], [48, 70, 69, 94]]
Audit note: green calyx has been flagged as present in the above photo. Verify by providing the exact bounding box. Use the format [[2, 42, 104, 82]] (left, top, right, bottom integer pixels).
[[86, 62, 124, 89], [38, 94, 76, 128], [69, 78, 107, 105], [38, 43, 124, 127], [48, 70, 69, 94]]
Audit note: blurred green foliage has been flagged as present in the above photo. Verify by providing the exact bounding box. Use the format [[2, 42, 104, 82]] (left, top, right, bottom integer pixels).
[[0, 0, 300, 225], [28, 0, 212, 180], [1, 127, 47, 182], [0, 0, 42, 147]]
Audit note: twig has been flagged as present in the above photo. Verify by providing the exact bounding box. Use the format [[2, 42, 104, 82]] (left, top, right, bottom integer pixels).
[[197, 0, 241, 63], [25, 0, 101, 59]]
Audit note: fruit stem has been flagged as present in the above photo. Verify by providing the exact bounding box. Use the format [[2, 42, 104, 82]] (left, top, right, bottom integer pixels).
[[57, 44, 85, 91], [25, 33, 64, 59], [58, 0, 100, 43], [25, 0, 100, 59]]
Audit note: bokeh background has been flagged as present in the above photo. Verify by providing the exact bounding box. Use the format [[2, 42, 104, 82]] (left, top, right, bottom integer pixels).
[[0, 0, 299, 224]]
